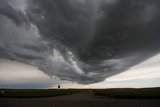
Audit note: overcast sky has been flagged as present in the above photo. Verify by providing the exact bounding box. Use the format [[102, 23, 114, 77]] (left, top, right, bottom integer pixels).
[[0, 0, 160, 88]]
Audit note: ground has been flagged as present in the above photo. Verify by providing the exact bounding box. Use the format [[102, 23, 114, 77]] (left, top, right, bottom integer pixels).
[[0, 90, 160, 107]]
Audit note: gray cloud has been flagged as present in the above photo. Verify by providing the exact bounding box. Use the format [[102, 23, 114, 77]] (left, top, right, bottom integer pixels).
[[0, 0, 28, 25], [0, 0, 160, 84]]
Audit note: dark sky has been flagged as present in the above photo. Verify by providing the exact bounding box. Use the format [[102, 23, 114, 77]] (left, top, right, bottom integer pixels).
[[0, 0, 160, 84]]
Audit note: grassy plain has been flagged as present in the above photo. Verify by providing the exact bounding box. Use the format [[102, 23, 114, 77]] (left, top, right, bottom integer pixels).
[[0, 88, 160, 99]]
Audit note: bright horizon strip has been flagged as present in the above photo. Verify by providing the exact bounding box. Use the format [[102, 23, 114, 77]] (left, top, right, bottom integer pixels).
[[106, 53, 160, 81]]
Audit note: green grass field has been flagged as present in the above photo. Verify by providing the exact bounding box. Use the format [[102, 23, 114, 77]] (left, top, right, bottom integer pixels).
[[0, 89, 82, 98], [93, 88, 160, 99]]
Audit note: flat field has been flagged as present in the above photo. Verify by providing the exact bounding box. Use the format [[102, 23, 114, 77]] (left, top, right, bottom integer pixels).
[[0, 88, 160, 107]]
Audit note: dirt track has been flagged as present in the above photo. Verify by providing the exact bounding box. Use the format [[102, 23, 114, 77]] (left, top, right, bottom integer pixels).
[[0, 90, 160, 107]]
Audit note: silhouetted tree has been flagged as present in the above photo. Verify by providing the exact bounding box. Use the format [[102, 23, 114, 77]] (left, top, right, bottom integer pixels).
[[58, 85, 60, 89]]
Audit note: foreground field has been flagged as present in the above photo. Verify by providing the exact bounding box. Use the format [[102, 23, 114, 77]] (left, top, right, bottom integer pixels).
[[93, 88, 160, 99], [0, 89, 160, 107], [0, 89, 82, 98], [0, 88, 160, 98]]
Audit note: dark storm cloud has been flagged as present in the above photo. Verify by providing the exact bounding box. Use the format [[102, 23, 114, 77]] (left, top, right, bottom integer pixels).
[[0, 0, 28, 25], [0, 0, 49, 66], [0, 0, 160, 84]]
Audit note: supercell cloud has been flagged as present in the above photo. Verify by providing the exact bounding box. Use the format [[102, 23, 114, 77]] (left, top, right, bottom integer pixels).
[[0, 0, 160, 84]]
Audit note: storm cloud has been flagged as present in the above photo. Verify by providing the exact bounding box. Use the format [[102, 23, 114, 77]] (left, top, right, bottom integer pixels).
[[0, 0, 160, 84]]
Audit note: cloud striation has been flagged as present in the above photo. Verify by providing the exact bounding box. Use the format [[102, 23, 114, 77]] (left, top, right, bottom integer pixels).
[[0, 0, 160, 84]]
